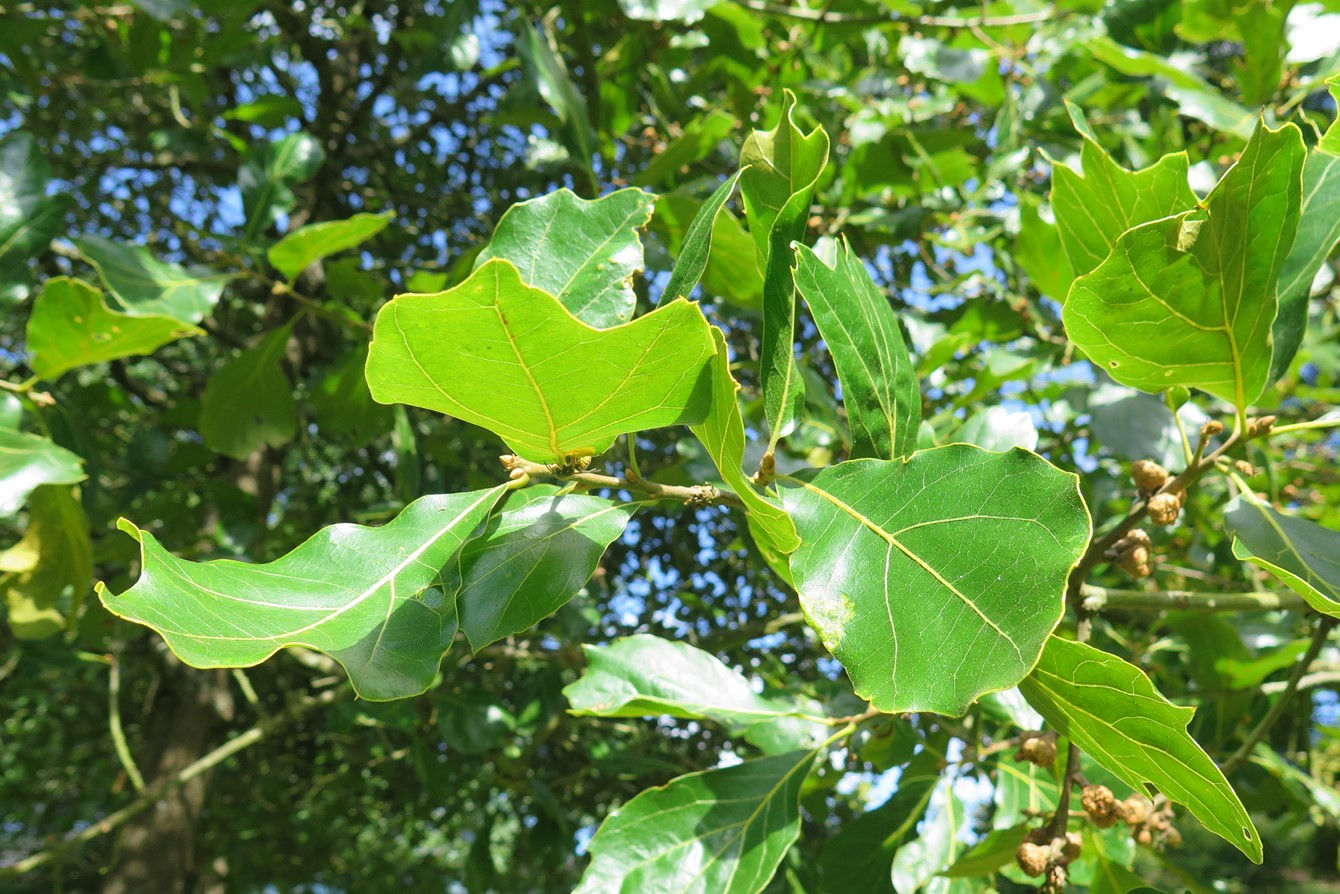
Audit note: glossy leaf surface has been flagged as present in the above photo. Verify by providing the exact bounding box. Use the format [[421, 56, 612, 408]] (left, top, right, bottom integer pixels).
[[779, 446, 1089, 715], [267, 211, 393, 281], [574, 748, 815, 894], [1062, 122, 1305, 409], [79, 235, 227, 324], [0, 429, 86, 517], [1225, 494, 1340, 617], [26, 277, 201, 380], [457, 487, 634, 649], [101, 486, 506, 700], [1020, 636, 1261, 862], [366, 259, 715, 463], [690, 328, 799, 553], [793, 239, 920, 460], [476, 188, 653, 327]]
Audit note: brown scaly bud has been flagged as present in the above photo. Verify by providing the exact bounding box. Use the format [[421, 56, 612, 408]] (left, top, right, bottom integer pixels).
[[1120, 795, 1152, 826], [1200, 419, 1224, 440], [1061, 831, 1083, 864], [1234, 460, 1256, 477], [1136, 826, 1154, 846], [1131, 459, 1170, 492], [1043, 864, 1068, 894], [1116, 544, 1152, 578], [1016, 842, 1050, 877], [1247, 415, 1277, 437], [1081, 785, 1121, 828], [1015, 730, 1058, 769], [1163, 826, 1183, 847], [1146, 492, 1183, 526]]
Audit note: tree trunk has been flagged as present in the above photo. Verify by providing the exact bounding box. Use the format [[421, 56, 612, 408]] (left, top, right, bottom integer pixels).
[[101, 657, 232, 894]]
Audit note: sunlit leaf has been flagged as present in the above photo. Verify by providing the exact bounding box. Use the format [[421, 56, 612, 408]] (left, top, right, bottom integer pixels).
[[0, 485, 90, 639], [476, 187, 653, 327], [661, 170, 745, 303], [79, 235, 228, 324], [1019, 636, 1261, 862], [240, 131, 326, 241], [778, 446, 1089, 715], [0, 429, 85, 517], [26, 277, 201, 381], [690, 328, 799, 553], [575, 748, 816, 894], [1226, 493, 1340, 617], [1062, 122, 1305, 410], [793, 239, 920, 460], [457, 487, 634, 649], [0, 132, 71, 305], [100, 486, 507, 700], [267, 211, 393, 281], [366, 259, 716, 464]]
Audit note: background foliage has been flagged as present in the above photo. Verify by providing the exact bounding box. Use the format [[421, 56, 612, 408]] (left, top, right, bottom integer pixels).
[[1, 1, 1339, 892]]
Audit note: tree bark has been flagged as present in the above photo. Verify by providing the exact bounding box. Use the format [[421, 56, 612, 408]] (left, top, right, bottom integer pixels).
[[101, 657, 232, 894]]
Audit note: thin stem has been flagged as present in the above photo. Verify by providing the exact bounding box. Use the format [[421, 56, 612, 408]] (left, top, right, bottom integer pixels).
[[501, 455, 746, 510], [0, 686, 348, 876], [1166, 391, 1194, 467], [1222, 615, 1336, 775], [1048, 608, 1092, 838], [107, 655, 146, 793], [0, 376, 38, 394]]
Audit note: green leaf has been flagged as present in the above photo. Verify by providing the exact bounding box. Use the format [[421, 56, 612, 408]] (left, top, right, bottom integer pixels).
[[817, 754, 940, 894], [456, 488, 634, 649], [740, 89, 829, 449], [564, 634, 806, 728], [266, 211, 393, 281], [1062, 122, 1306, 410], [0, 429, 86, 517], [661, 170, 745, 304], [793, 239, 920, 460], [1051, 103, 1197, 279], [26, 277, 201, 381], [1014, 196, 1073, 303], [778, 446, 1089, 715], [956, 406, 1038, 453], [1019, 636, 1261, 862], [475, 187, 654, 327], [690, 328, 799, 553], [992, 759, 1059, 828], [78, 235, 228, 324], [1086, 827, 1147, 894], [100, 486, 507, 700], [940, 824, 1027, 878], [516, 22, 596, 190], [890, 781, 972, 894], [240, 131, 326, 241], [199, 324, 297, 460], [224, 95, 304, 127], [616, 0, 717, 22], [366, 259, 716, 464], [634, 110, 736, 187], [308, 345, 393, 445], [1321, 76, 1340, 156], [0, 485, 90, 640], [574, 748, 816, 894], [1269, 138, 1340, 383], [0, 132, 71, 305], [1225, 493, 1340, 617]]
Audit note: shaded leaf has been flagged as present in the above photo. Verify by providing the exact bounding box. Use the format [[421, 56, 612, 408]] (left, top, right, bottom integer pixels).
[[890, 781, 973, 894], [240, 131, 326, 241], [476, 187, 653, 327], [199, 324, 297, 460], [100, 486, 507, 700], [634, 110, 736, 186], [574, 748, 815, 894], [0, 132, 71, 304], [457, 488, 634, 649], [79, 235, 227, 324], [308, 345, 393, 444], [1062, 122, 1305, 410], [794, 239, 920, 460], [0, 429, 86, 517], [26, 277, 201, 381], [690, 328, 799, 553], [779, 446, 1089, 715], [517, 22, 596, 189], [1019, 636, 1261, 862], [366, 259, 715, 464], [1226, 493, 1340, 617], [1051, 103, 1197, 279], [0, 485, 90, 639], [661, 170, 745, 303], [940, 824, 1027, 878], [267, 211, 393, 281]]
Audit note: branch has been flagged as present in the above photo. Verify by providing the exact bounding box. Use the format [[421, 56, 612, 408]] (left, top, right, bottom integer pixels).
[[0, 686, 348, 877], [501, 455, 746, 510], [1080, 585, 1307, 614], [1222, 615, 1337, 775]]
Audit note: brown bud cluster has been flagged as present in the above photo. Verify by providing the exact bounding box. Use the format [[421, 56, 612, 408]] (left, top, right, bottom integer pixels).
[[1125, 797, 1180, 849], [1246, 415, 1277, 437], [1015, 830, 1083, 880], [1131, 459, 1170, 492], [1200, 419, 1224, 440], [1113, 529, 1153, 579], [1081, 784, 1121, 828], [1234, 460, 1256, 477], [1015, 730, 1058, 769], [1146, 492, 1183, 526]]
